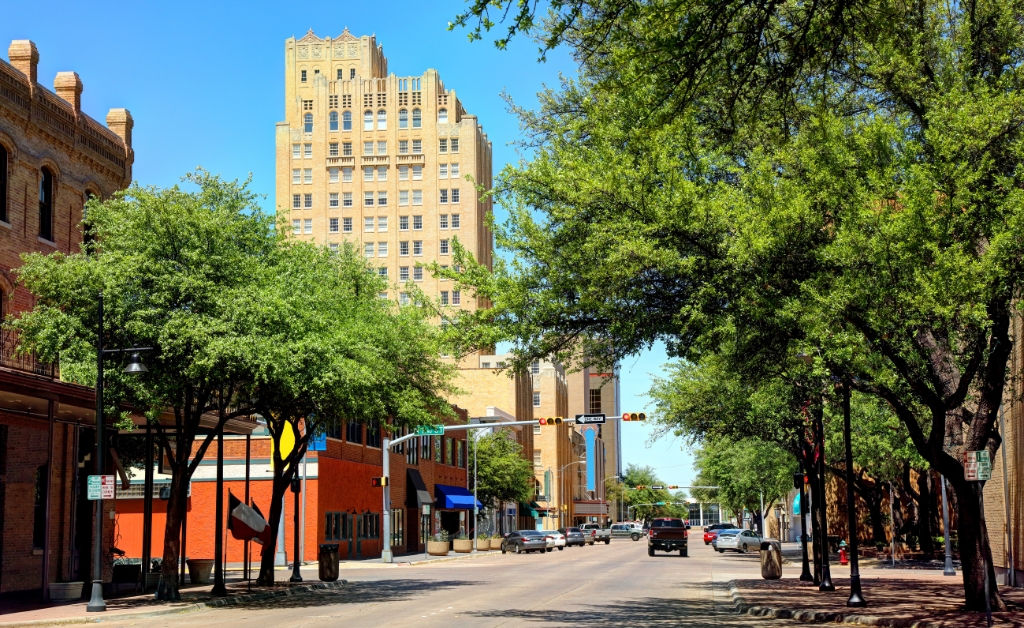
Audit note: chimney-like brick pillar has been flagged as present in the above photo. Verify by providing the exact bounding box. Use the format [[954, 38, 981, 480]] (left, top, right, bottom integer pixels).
[[54, 71, 83, 111], [106, 108, 133, 148], [8, 40, 39, 84]]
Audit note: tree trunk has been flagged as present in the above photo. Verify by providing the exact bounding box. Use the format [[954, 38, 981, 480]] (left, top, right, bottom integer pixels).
[[256, 477, 286, 586], [951, 478, 1005, 612], [155, 472, 188, 601]]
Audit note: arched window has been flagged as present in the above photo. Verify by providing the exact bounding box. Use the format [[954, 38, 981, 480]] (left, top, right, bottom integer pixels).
[[0, 144, 7, 223], [364, 110, 373, 131], [38, 167, 53, 241], [438, 108, 448, 124], [303, 113, 313, 133], [329, 111, 338, 131], [342, 110, 352, 131], [412, 108, 422, 129], [399, 109, 408, 129], [377, 109, 387, 130]]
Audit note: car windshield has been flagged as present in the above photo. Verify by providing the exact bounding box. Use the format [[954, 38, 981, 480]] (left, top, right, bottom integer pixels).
[[520, 530, 543, 537], [567, 528, 580, 533], [651, 519, 683, 528]]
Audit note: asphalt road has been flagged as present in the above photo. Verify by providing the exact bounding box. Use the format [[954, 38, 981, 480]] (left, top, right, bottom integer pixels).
[[104, 538, 774, 627]]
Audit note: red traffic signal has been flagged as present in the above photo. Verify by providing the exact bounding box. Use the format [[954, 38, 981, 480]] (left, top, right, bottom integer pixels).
[[622, 412, 647, 421], [634, 485, 647, 490], [371, 476, 388, 488], [538, 417, 564, 426]]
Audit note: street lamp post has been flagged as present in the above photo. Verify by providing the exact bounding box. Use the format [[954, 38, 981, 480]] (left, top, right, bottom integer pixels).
[[86, 292, 150, 614], [842, 381, 866, 607], [798, 468, 812, 582]]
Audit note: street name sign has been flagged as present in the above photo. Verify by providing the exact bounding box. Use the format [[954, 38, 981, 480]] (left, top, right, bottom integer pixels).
[[87, 475, 115, 500], [415, 425, 444, 436], [964, 450, 992, 481], [575, 414, 606, 424], [651, 485, 665, 490]]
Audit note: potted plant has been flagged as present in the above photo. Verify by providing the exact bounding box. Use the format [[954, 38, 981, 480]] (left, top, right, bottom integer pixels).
[[453, 532, 473, 553], [427, 530, 450, 556], [48, 580, 84, 602], [145, 558, 162, 589], [490, 534, 504, 550], [186, 557, 215, 584]]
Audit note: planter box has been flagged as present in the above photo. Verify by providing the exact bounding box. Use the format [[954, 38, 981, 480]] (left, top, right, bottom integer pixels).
[[426, 541, 450, 557], [48, 582, 83, 602], [476, 540, 492, 551], [452, 539, 473, 553], [490, 539, 503, 550], [186, 559, 215, 584]]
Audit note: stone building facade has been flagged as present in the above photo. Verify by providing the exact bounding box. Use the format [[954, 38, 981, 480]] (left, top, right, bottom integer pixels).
[[0, 40, 134, 599], [275, 29, 494, 306]]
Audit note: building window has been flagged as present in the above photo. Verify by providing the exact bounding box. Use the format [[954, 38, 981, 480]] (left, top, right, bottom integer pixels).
[[292, 219, 301, 234], [456, 440, 465, 468], [399, 165, 409, 180], [412, 108, 421, 128], [413, 266, 423, 281], [531, 361, 540, 374], [378, 266, 388, 278], [438, 108, 448, 124], [364, 192, 374, 206], [378, 191, 387, 206], [399, 216, 409, 230], [364, 141, 374, 155], [302, 99, 313, 111], [378, 241, 388, 256], [452, 189, 460, 203], [330, 168, 339, 183], [451, 214, 460, 228], [364, 243, 374, 257], [439, 189, 449, 204], [590, 389, 602, 414], [364, 167, 374, 182], [346, 421, 362, 444], [329, 217, 339, 233], [292, 143, 301, 158], [378, 141, 387, 154], [366, 420, 381, 448], [451, 139, 460, 152], [399, 266, 410, 280], [399, 191, 409, 206], [377, 109, 387, 130], [377, 166, 388, 181], [440, 239, 449, 255], [350, 68, 356, 79], [365, 217, 375, 232], [439, 139, 448, 153], [292, 194, 301, 209], [301, 69, 307, 82], [399, 140, 409, 155], [439, 164, 448, 178], [413, 215, 423, 230], [304, 169, 313, 184], [391, 508, 405, 546], [445, 438, 453, 465], [440, 291, 449, 306], [452, 290, 461, 306], [413, 241, 423, 255], [329, 111, 338, 131], [343, 217, 353, 232], [329, 94, 338, 108], [342, 167, 352, 182], [39, 167, 54, 241], [399, 109, 408, 128], [33, 464, 47, 549], [343, 142, 352, 156], [412, 140, 422, 154], [364, 110, 373, 131], [421, 435, 430, 460], [303, 143, 312, 158], [399, 241, 409, 256], [343, 192, 353, 207], [451, 163, 460, 177], [533, 392, 541, 407], [412, 165, 423, 180], [304, 113, 313, 133], [440, 215, 449, 229], [329, 142, 339, 157], [533, 424, 541, 435], [304, 219, 312, 234], [378, 216, 388, 231], [342, 110, 352, 131], [412, 190, 423, 205]]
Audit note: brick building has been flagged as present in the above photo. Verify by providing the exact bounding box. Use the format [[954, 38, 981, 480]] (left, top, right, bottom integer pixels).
[[0, 40, 134, 600]]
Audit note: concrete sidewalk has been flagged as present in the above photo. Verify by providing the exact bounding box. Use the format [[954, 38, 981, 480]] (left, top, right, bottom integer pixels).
[[729, 573, 1024, 627]]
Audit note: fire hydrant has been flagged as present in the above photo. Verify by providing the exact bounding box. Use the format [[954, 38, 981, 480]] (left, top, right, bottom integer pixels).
[[839, 540, 849, 565]]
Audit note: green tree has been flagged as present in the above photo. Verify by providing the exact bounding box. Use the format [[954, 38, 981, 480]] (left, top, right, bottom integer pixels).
[[469, 430, 536, 531], [446, 0, 1024, 610]]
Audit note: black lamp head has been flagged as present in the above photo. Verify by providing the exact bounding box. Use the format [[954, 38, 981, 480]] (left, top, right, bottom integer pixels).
[[123, 352, 148, 374]]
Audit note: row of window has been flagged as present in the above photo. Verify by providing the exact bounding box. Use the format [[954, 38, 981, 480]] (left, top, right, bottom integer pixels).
[[349, 240, 453, 256], [324, 511, 383, 541], [291, 189, 460, 208], [304, 108, 452, 133], [323, 423, 467, 468], [294, 164, 458, 183], [294, 140, 460, 158]]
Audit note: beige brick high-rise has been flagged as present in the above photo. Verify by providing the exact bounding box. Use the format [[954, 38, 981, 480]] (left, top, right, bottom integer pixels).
[[276, 29, 494, 305]]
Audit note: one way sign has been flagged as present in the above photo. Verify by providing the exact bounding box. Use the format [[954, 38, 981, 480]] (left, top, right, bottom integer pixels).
[[575, 414, 606, 424]]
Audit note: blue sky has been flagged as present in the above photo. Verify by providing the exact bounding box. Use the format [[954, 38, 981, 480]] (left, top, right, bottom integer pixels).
[[1, 0, 694, 486]]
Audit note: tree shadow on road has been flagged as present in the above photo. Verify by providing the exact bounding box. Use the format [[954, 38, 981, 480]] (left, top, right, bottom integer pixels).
[[469, 597, 758, 627], [207, 579, 475, 612]]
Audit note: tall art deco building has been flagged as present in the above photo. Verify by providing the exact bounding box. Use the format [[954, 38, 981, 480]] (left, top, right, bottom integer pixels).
[[276, 29, 494, 307]]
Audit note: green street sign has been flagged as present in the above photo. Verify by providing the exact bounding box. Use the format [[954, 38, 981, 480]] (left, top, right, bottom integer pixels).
[[415, 425, 444, 436], [655, 501, 666, 506]]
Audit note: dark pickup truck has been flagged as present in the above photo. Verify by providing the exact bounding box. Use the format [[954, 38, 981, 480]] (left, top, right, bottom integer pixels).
[[647, 517, 689, 557]]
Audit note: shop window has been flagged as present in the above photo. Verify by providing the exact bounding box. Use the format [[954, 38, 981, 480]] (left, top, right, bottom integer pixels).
[[390, 508, 404, 546], [346, 421, 362, 444], [445, 437, 453, 465]]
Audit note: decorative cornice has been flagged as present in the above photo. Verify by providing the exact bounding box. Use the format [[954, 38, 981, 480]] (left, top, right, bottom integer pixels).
[[296, 29, 323, 43]]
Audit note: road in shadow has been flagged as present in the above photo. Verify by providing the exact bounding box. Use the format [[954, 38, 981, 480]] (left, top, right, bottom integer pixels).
[[469, 597, 758, 627], [205, 578, 476, 612]]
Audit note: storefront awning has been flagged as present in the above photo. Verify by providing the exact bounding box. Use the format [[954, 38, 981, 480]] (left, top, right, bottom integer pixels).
[[520, 502, 539, 517], [407, 469, 433, 508], [435, 483, 482, 510]]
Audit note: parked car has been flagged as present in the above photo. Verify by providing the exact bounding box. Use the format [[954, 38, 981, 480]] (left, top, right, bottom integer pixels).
[[610, 523, 643, 541], [579, 523, 612, 544], [715, 529, 762, 553], [711, 529, 739, 552], [541, 530, 566, 551], [703, 523, 739, 545], [647, 517, 690, 557], [501, 530, 549, 554], [558, 527, 587, 547]]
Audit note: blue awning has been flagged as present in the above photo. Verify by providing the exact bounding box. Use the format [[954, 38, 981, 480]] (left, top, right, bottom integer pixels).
[[435, 484, 482, 510]]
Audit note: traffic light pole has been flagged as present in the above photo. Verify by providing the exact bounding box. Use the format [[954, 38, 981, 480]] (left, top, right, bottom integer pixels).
[[380, 420, 539, 563]]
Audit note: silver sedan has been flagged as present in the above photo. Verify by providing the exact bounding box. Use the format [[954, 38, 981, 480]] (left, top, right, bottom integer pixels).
[[715, 529, 763, 553]]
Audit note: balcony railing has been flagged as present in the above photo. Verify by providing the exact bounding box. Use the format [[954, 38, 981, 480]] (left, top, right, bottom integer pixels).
[[0, 328, 57, 378]]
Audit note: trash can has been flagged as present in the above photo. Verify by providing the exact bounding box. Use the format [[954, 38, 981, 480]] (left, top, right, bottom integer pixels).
[[760, 540, 782, 579], [318, 544, 340, 582]]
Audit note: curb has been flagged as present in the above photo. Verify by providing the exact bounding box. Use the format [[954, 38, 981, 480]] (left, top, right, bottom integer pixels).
[[0, 580, 348, 628], [398, 549, 504, 566], [726, 580, 940, 628]]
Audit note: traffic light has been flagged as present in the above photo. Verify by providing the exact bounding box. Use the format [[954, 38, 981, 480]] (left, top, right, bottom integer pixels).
[[666, 485, 679, 489], [537, 417, 565, 426], [371, 476, 388, 488], [621, 412, 647, 421], [634, 485, 647, 490]]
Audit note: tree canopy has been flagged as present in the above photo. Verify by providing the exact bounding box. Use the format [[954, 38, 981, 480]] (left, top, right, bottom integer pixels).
[[469, 430, 536, 517]]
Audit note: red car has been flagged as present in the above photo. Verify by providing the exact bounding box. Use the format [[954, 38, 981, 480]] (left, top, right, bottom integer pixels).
[[703, 523, 738, 545]]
